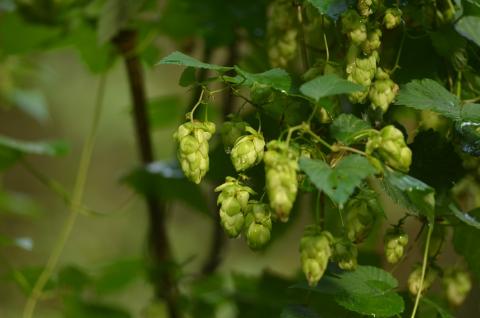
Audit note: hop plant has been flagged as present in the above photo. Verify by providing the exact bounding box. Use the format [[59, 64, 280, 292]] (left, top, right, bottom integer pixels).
[[267, 0, 298, 67], [384, 228, 408, 264], [332, 238, 358, 270], [250, 83, 275, 105], [221, 117, 248, 151], [366, 125, 412, 172], [264, 140, 299, 222], [341, 10, 367, 45], [383, 8, 402, 29], [300, 227, 333, 286], [244, 201, 272, 250], [174, 120, 216, 184], [408, 265, 438, 295], [215, 177, 255, 238], [443, 268, 472, 306], [231, 126, 265, 172], [362, 28, 382, 54], [369, 68, 399, 112]]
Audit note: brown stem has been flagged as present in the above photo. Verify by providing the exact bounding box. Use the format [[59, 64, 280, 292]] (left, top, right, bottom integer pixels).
[[113, 30, 180, 318], [201, 41, 238, 275]]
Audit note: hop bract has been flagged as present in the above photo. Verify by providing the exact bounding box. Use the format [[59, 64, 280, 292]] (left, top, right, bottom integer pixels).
[[384, 229, 408, 264], [244, 201, 272, 250], [300, 228, 333, 286], [221, 118, 247, 151], [267, 0, 297, 67], [174, 120, 216, 184], [369, 68, 399, 112], [231, 126, 265, 172], [332, 238, 358, 271], [215, 177, 255, 238], [341, 10, 367, 45], [366, 125, 412, 172], [408, 265, 438, 295], [344, 191, 379, 242], [264, 140, 299, 222], [362, 28, 382, 54], [443, 268, 472, 306], [383, 8, 402, 29]]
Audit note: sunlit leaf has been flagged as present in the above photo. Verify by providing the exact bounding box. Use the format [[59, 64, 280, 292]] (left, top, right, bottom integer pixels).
[[300, 74, 362, 102], [157, 51, 233, 71]]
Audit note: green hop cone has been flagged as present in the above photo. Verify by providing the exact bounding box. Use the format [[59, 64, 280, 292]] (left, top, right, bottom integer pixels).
[[357, 0, 377, 17], [383, 8, 402, 29], [215, 177, 255, 238], [244, 201, 272, 250], [362, 28, 382, 54], [369, 68, 399, 112], [344, 198, 375, 242], [174, 120, 216, 184], [384, 229, 408, 264], [341, 10, 367, 45], [264, 140, 299, 222], [300, 227, 333, 286], [267, 0, 297, 67], [221, 118, 248, 151], [332, 238, 358, 271], [366, 125, 412, 172], [443, 268, 472, 306], [408, 265, 438, 295], [346, 50, 378, 104], [231, 126, 265, 172]]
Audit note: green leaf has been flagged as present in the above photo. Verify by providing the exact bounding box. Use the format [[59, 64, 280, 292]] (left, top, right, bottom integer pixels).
[[179, 67, 197, 87], [300, 74, 362, 102], [421, 297, 454, 318], [299, 155, 376, 206], [95, 259, 144, 294], [147, 95, 184, 129], [450, 205, 480, 229], [395, 79, 461, 120], [461, 103, 480, 122], [58, 265, 91, 291], [0, 135, 69, 157], [453, 218, 480, 280], [157, 51, 233, 71], [98, 0, 143, 44], [455, 121, 480, 156], [381, 169, 435, 223], [305, 266, 404, 317], [0, 12, 60, 56], [305, 0, 351, 19], [63, 298, 131, 318], [234, 67, 292, 92], [455, 16, 480, 47], [330, 114, 371, 145], [123, 161, 210, 217], [280, 305, 319, 318]]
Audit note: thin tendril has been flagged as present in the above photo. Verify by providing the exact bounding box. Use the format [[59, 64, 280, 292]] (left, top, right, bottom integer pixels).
[[22, 72, 108, 318]]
